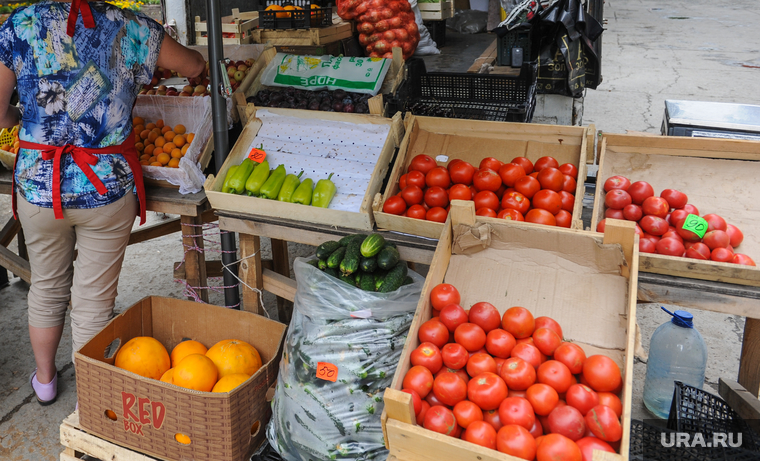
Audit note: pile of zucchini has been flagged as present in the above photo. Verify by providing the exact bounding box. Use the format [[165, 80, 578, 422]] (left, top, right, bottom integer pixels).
[[311, 233, 413, 293]]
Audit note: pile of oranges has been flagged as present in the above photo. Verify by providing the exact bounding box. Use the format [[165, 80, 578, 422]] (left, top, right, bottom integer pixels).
[[0, 126, 20, 154], [264, 3, 320, 18], [114, 336, 262, 393], [133, 116, 195, 168]]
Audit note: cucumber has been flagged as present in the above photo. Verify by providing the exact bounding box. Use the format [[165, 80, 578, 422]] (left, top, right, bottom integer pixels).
[[402, 275, 414, 286], [360, 233, 386, 258], [360, 256, 377, 273], [376, 246, 400, 270], [384, 241, 397, 249], [306, 259, 319, 268], [339, 234, 365, 247], [379, 261, 408, 293], [339, 273, 355, 286], [340, 240, 362, 275], [327, 246, 346, 269], [324, 267, 339, 278], [360, 273, 376, 292], [317, 259, 328, 270], [316, 241, 341, 260], [375, 276, 384, 292]]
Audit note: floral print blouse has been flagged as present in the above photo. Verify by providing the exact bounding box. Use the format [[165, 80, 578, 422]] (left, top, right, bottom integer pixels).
[[0, 1, 164, 210]]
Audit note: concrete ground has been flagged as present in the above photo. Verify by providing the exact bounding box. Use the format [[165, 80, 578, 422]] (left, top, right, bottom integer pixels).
[[2, 0, 760, 458]]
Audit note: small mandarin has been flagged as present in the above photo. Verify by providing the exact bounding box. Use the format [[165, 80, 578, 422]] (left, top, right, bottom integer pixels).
[[150, 161, 162, 167], [162, 142, 177, 153], [168, 157, 180, 168], [152, 127, 162, 136], [133, 116, 145, 126], [180, 144, 189, 155], [185, 133, 194, 143], [170, 148, 182, 159], [164, 131, 175, 142], [173, 134, 186, 147], [174, 124, 186, 135], [147, 131, 158, 142], [140, 129, 151, 140], [157, 152, 171, 165], [146, 122, 156, 130], [144, 144, 155, 156], [148, 156, 157, 163], [133, 124, 145, 134], [139, 154, 151, 161], [156, 119, 164, 128], [161, 125, 171, 134], [154, 136, 166, 148]]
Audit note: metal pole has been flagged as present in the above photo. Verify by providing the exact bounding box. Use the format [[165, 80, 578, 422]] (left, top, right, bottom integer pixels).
[[206, 0, 241, 308]]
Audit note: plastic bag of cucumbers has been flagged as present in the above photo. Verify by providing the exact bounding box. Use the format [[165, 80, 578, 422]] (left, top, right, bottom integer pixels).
[[266, 234, 424, 461]]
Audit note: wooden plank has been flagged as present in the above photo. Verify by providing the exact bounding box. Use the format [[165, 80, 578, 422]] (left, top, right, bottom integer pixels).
[[60, 412, 156, 461], [270, 239, 293, 323], [180, 214, 209, 303], [127, 217, 181, 246], [174, 258, 272, 279], [383, 388, 416, 425], [0, 244, 30, 283], [262, 267, 296, 303], [602, 219, 637, 278], [738, 318, 760, 397], [239, 233, 264, 315], [718, 378, 760, 421], [0, 215, 20, 247], [467, 39, 497, 73]]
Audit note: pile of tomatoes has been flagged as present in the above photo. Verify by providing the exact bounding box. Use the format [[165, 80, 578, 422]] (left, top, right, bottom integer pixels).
[[382, 154, 579, 228], [400, 283, 623, 461], [597, 176, 754, 265]]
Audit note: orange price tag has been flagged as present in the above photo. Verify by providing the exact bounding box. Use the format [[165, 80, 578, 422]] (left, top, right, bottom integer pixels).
[[248, 147, 267, 163], [316, 362, 338, 382]]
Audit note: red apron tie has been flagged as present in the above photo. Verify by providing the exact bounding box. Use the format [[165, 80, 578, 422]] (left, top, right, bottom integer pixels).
[[14, 134, 147, 225], [67, 0, 96, 37]]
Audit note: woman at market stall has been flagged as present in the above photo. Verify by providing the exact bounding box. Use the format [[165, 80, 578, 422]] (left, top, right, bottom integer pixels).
[[0, 0, 206, 405]]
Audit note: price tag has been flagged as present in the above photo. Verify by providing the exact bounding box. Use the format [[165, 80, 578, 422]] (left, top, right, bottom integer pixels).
[[316, 362, 338, 382], [682, 214, 708, 238], [248, 147, 267, 163]]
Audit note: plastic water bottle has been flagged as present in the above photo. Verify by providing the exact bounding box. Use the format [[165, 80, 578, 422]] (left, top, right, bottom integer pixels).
[[643, 307, 708, 419]]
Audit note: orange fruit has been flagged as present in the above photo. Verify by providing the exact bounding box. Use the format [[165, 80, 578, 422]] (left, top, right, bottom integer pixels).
[[133, 124, 145, 135], [175, 433, 191, 445], [147, 131, 159, 143], [156, 152, 171, 165], [170, 148, 182, 159], [139, 160, 149, 166], [174, 124, 186, 135], [173, 134, 186, 147], [164, 131, 175, 142], [150, 161, 162, 167], [1, 144, 10, 151], [161, 125, 171, 134], [160, 368, 174, 384], [211, 373, 249, 393], [133, 116, 145, 126], [140, 129, 151, 140], [140, 154, 151, 162], [152, 127, 162, 136], [148, 156, 157, 163], [154, 136, 166, 148], [146, 122, 157, 130], [135, 142, 144, 152], [144, 144, 155, 156], [181, 144, 190, 155], [114, 336, 171, 380], [171, 340, 208, 367], [162, 142, 177, 153], [205, 339, 262, 379], [156, 119, 165, 128], [168, 158, 180, 168], [172, 353, 218, 392], [186, 133, 194, 143]]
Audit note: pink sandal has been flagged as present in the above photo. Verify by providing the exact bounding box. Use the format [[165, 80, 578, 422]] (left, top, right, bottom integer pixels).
[[30, 369, 58, 406]]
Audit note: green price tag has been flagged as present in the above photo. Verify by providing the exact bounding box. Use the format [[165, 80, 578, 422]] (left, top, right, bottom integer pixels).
[[682, 214, 708, 238]]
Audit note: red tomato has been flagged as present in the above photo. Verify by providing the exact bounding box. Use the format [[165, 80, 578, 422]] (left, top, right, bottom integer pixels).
[[453, 400, 483, 429], [411, 342, 443, 374], [642, 196, 669, 219], [547, 405, 586, 441], [559, 191, 575, 212], [498, 397, 536, 430], [473, 191, 500, 212], [424, 186, 449, 208], [417, 400, 431, 423], [703, 230, 730, 250], [702, 213, 727, 232], [576, 437, 615, 461], [476, 207, 497, 218], [669, 209, 690, 228], [502, 306, 536, 339], [597, 392, 623, 418], [533, 189, 562, 215], [407, 204, 426, 219], [534, 317, 562, 338], [511, 157, 534, 175], [640, 238, 656, 253], [532, 328, 562, 357], [498, 163, 526, 187], [462, 420, 498, 449], [448, 184, 473, 201], [526, 383, 559, 416], [563, 174, 577, 194], [486, 329, 517, 359], [604, 190, 632, 210], [603, 175, 631, 192], [660, 189, 688, 209], [555, 210, 572, 228], [383, 195, 406, 215], [566, 384, 599, 416], [441, 343, 469, 370], [496, 424, 537, 459], [468, 302, 501, 333], [537, 168, 564, 192], [726, 224, 744, 247], [473, 169, 502, 192], [494, 357, 506, 375], [500, 357, 537, 390], [501, 191, 531, 215], [628, 181, 654, 205], [403, 365, 434, 398], [455, 323, 487, 352], [605, 208, 624, 220], [426, 391, 447, 407], [430, 284, 461, 310], [426, 207, 448, 223], [436, 367, 470, 385], [449, 160, 476, 185], [639, 215, 669, 236], [582, 355, 621, 392], [439, 304, 469, 332], [483, 409, 504, 432], [409, 154, 437, 175], [584, 405, 622, 442], [516, 337, 535, 346], [514, 175, 541, 199], [537, 360, 573, 394], [595, 219, 607, 233], [656, 237, 685, 257], [498, 208, 525, 221], [419, 318, 451, 349], [511, 343, 543, 369], [534, 156, 559, 172], [682, 203, 699, 215], [536, 433, 582, 461], [559, 163, 578, 179], [423, 405, 459, 436], [479, 157, 504, 172], [495, 184, 507, 199], [712, 247, 735, 262], [468, 372, 508, 411], [401, 388, 423, 416], [733, 254, 756, 266], [525, 209, 557, 226], [467, 353, 498, 378], [677, 220, 703, 243], [398, 174, 408, 190], [400, 185, 423, 206], [426, 166, 451, 189], [406, 170, 426, 188], [433, 371, 468, 406], [685, 242, 711, 260]]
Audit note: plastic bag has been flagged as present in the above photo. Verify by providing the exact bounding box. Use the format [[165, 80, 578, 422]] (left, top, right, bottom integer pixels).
[[447, 9, 489, 34], [266, 258, 424, 461], [409, 0, 441, 56]]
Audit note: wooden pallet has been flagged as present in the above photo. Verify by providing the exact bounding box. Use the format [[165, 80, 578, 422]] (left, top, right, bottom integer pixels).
[[60, 411, 159, 461], [251, 21, 352, 46], [418, 0, 454, 20]]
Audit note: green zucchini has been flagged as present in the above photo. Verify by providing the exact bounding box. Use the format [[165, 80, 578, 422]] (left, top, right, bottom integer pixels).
[[316, 241, 341, 260], [317, 259, 328, 270], [376, 246, 400, 270], [324, 267, 339, 278], [339, 234, 365, 247], [360, 256, 377, 273], [379, 261, 408, 293], [340, 240, 362, 275], [327, 246, 346, 269], [360, 273, 376, 291], [360, 233, 386, 258]]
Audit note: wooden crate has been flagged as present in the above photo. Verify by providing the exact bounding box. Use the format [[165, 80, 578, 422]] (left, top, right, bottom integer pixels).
[[419, 0, 455, 20], [591, 133, 760, 287], [251, 21, 353, 46], [195, 9, 259, 45], [204, 108, 405, 231], [372, 115, 591, 239], [382, 201, 638, 461]]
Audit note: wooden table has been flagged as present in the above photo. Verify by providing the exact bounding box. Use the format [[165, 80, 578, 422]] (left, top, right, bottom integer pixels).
[[0, 169, 214, 302]]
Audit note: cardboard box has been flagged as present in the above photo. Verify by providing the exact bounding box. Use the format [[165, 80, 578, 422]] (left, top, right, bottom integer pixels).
[[372, 115, 591, 239], [382, 201, 638, 461], [591, 133, 760, 287], [75, 296, 286, 461], [204, 107, 405, 231]]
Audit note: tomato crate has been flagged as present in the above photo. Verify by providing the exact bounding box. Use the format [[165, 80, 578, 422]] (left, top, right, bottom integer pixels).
[[381, 201, 639, 461], [372, 114, 593, 239], [591, 133, 760, 287], [259, 0, 332, 30]]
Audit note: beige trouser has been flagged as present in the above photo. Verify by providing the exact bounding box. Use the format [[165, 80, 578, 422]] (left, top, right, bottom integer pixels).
[[17, 192, 137, 361]]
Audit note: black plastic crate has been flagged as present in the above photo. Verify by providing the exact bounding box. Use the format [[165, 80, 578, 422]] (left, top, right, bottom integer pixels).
[[496, 26, 531, 67], [423, 20, 446, 48], [260, 0, 331, 29], [386, 58, 536, 122]]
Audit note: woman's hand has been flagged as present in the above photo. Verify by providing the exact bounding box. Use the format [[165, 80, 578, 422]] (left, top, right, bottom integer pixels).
[[156, 35, 206, 79], [0, 63, 19, 128]]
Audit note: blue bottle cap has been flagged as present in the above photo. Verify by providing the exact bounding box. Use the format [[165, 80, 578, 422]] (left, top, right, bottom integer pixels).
[[661, 306, 694, 328]]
